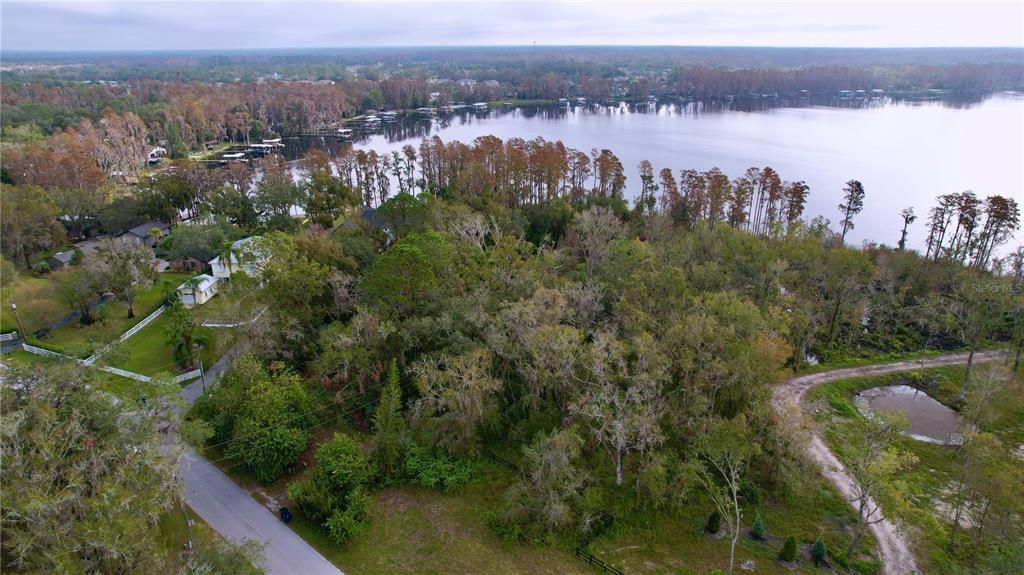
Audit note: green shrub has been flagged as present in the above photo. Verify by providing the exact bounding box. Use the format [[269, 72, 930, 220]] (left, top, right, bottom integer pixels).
[[324, 488, 369, 544], [705, 509, 721, 534], [751, 512, 765, 540], [811, 536, 828, 565], [404, 445, 476, 491], [779, 535, 798, 562]]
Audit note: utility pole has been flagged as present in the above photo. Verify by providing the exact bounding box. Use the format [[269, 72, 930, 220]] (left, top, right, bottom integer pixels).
[[199, 356, 207, 393], [10, 302, 26, 338]]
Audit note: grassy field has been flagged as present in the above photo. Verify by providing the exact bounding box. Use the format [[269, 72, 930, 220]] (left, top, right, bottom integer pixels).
[[805, 361, 1024, 574], [36, 272, 190, 357], [1, 272, 68, 333]]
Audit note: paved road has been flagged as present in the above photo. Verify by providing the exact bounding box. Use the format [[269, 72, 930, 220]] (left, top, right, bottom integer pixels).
[[771, 351, 1006, 575], [178, 342, 342, 575], [181, 450, 342, 575]]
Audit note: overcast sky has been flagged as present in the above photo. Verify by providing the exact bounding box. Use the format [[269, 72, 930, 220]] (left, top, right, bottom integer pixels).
[[2, 0, 1022, 52]]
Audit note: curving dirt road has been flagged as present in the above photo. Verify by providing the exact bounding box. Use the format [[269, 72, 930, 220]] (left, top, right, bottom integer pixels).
[[771, 351, 1006, 575]]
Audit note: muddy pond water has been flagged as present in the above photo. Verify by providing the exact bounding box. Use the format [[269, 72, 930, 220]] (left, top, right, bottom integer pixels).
[[856, 384, 963, 445]]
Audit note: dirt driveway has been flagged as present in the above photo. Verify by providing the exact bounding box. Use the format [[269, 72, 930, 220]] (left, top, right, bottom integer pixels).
[[771, 351, 1006, 575]]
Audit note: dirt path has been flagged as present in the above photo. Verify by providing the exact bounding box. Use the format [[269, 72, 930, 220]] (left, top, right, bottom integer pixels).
[[771, 351, 1006, 575]]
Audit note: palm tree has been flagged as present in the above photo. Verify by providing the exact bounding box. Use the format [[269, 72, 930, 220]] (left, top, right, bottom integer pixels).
[[163, 299, 209, 368]]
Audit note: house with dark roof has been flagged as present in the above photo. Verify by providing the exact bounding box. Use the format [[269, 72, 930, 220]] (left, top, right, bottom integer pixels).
[[117, 221, 171, 248]]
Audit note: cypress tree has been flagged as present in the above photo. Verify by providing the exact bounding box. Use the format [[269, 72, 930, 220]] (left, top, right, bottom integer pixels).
[[371, 359, 406, 479]]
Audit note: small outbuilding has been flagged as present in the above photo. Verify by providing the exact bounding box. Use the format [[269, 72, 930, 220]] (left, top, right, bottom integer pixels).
[[177, 274, 219, 308], [44, 250, 76, 271]]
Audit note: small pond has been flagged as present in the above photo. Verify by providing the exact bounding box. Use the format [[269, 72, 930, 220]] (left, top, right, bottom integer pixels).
[[855, 385, 963, 445]]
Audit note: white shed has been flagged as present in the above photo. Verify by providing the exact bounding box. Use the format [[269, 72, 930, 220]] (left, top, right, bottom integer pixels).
[[177, 274, 219, 308]]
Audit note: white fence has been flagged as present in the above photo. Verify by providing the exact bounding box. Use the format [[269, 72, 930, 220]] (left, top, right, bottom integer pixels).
[[20, 342, 201, 385], [120, 305, 167, 341], [21, 343, 72, 360], [173, 369, 202, 384], [98, 365, 151, 382], [0, 331, 18, 341], [202, 306, 267, 328]]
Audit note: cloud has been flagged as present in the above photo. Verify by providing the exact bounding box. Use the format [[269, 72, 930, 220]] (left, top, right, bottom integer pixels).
[[1, 0, 1022, 51]]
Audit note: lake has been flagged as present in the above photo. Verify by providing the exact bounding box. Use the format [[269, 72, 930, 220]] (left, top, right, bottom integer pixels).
[[856, 384, 963, 445], [284, 94, 1024, 251]]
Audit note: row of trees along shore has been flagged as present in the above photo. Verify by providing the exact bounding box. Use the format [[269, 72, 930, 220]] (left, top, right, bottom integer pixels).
[[2, 134, 1020, 275]]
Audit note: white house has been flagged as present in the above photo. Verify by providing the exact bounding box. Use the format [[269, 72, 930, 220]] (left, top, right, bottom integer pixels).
[[177, 274, 219, 308], [210, 237, 267, 280]]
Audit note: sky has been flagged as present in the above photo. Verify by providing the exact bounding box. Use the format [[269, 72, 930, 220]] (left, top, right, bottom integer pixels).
[[1, 0, 1022, 52]]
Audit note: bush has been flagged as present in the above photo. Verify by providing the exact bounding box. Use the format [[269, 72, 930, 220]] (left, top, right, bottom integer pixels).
[[404, 445, 476, 491], [779, 535, 798, 562], [324, 488, 369, 544], [811, 536, 828, 565], [751, 512, 765, 540], [705, 509, 721, 534], [287, 433, 373, 544]]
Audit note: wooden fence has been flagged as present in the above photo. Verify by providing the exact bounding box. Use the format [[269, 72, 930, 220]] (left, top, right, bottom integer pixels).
[[575, 548, 624, 575]]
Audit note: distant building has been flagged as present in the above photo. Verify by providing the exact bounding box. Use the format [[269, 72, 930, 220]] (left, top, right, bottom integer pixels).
[[177, 274, 219, 308], [44, 250, 76, 271], [168, 255, 213, 274], [118, 221, 171, 248]]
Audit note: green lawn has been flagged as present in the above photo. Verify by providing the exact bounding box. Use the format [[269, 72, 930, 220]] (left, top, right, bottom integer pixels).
[[36, 272, 190, 358], [1, 272, 68, 334], [102, 311, 219, 378], [806, 361, 1024, 575]]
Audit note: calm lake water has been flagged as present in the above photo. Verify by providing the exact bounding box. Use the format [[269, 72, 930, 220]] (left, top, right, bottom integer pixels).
[[286, 94, 1024, 251], [856, 385, 963, 445]]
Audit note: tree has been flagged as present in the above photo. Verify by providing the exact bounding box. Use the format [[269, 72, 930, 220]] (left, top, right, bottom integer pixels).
[[811, 536, 827, 565], [0, 184, 66, 267], [1, 364, 178, 574], [88, 239, 157, 318], [572, 332, 666, 486], [897, 207, 916, 251], [371, 359, 407, 479], [57, 267, 101, 325], [779, 535, 798, 562], [302, 163, 356, 228], [360, 233, 444, 317], [199, 355, 318, 483], [287, 433, 372, 544], [568, 206, 623, 278], [844, 412, 917, 558], [163, 299, 209, 367], [411, 347, 501, 455], [165, 221, 240, 264], [838, 179, 865, 243], [501, 427, 587, 535], [175, 538, 263, 575], [696, 417, 758, 575], [751, 512, 765, 540], [936, 272, 1011, 394]]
